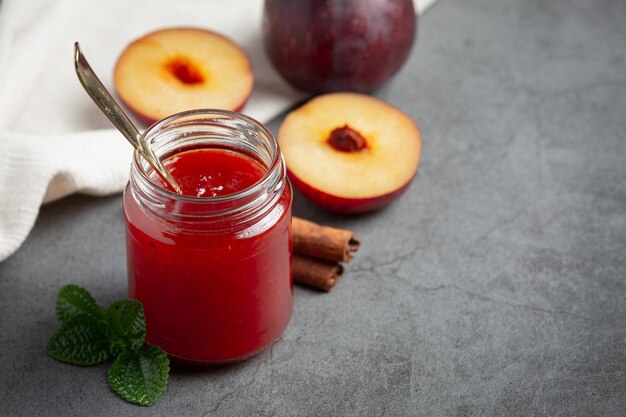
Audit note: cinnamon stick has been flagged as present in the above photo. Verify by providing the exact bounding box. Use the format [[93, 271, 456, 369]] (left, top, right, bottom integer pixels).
[[292, 217, 360, 263], [292, 254, 344, 292]]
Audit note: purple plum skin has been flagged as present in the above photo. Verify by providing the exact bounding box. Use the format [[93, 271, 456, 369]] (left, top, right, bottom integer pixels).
[[263, 0, 417, 93]]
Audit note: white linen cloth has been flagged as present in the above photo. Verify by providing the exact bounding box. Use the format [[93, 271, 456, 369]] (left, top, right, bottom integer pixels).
[[0, 0, 437, 261]]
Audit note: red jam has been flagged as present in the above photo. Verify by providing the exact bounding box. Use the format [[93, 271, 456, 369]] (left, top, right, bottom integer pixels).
[[153, 149, 267, 197], [123, 148, 292, 363]]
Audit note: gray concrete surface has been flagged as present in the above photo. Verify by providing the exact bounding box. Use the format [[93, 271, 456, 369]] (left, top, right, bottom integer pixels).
[[2, 0, 626, 415]]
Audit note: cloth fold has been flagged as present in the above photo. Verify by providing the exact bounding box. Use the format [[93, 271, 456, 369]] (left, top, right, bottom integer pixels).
[[0, 0, 436, 261]]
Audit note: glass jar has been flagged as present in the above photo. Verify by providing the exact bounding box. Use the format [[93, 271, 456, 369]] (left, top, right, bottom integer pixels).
[[123, 110, 293, 364]]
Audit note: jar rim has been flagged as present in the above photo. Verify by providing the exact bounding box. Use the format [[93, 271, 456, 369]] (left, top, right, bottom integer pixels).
[[133, 109, 282, 204]]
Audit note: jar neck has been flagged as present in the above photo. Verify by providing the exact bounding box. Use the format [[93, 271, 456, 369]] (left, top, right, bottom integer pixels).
[[128, 110, 286, 231]]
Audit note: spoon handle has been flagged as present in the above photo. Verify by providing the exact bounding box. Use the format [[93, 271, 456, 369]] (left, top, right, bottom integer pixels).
[[73, 42, 181, 194]]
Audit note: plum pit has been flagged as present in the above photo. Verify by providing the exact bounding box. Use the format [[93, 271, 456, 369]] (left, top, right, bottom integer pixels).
[[166, 56, 205, 85], [327, 125, 367, 152]]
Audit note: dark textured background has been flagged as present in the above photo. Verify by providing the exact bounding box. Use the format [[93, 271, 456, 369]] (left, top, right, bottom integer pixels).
[[1, 0, 626, 415]]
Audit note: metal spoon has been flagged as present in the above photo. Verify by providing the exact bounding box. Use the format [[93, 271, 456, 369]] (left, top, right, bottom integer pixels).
[[73, 42, 182, 194]]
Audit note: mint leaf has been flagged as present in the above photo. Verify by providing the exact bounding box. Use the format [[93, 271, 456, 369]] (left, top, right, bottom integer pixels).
[[108, 344, 169, 406], [106, 300, 146, 355], [46, 317, 111, 365], [56, 284, 105, 325]]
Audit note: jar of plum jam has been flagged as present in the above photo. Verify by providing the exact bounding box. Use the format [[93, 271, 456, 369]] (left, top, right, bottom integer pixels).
[[123, 110, 293, 364]]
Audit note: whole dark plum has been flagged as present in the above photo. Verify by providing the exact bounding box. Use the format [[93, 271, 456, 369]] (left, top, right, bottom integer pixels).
[[263, 0, 417, 93]]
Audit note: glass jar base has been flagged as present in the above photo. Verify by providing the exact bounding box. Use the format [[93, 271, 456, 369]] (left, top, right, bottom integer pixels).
[[166, 336, 280, 366]]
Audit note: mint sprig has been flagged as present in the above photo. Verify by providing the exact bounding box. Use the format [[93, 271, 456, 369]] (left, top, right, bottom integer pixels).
[[46, 285, 169, 406]]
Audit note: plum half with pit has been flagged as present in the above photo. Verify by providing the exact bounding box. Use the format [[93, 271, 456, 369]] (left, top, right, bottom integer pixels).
[[278, 93, 422, 213], [114, 28, 254, 126], [262, 0, 417, 93]]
